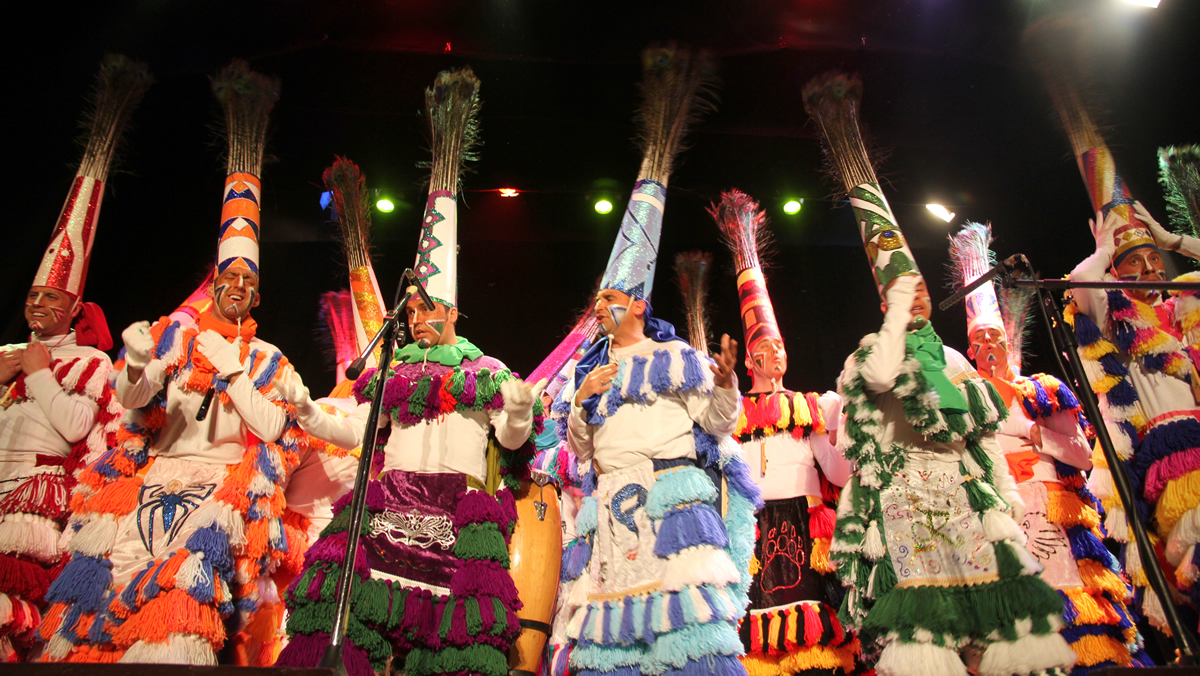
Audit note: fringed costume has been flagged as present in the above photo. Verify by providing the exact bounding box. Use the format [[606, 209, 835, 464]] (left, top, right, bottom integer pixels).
[[550, 44, 758, 676], [38, 60, 308, 666], [0, 54, 149, 662], [711, 189, 864, 675], [950, 222, 1143, 672], [276, 67, 547, 676], [803, 71, 1075, 675]]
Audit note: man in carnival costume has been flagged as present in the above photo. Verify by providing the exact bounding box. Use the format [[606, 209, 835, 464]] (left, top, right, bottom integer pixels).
[[949, 222, 1146, 672], [1030, 15, 1200, 629], [0, 55, 149, 662], [274, 68, 546, 676], [552, 44, 761, 676], [38, 61, 311, 666], [710, 189, 866, 676], [803, 71, 1076, 676]]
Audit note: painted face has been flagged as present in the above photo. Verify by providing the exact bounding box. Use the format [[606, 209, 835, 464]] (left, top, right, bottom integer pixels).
[[406, 296, 453, 348], [968, 327, 1010, 378], [746, 338, 787, 382], [1113, 248, 1166, 303], [212, 268, 261, 322], [909, 280, 932, 327], [25, 286, 77, 336], [594, 289, 634, 336]]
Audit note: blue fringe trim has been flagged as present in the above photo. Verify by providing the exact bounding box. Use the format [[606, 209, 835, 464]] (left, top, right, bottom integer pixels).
[[44, 554, 111, 612], [654, 504, 729, 556], [645, 466, 716, 519]]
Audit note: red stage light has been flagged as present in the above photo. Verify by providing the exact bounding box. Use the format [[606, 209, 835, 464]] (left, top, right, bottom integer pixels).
[[499, 188, 519, 197]]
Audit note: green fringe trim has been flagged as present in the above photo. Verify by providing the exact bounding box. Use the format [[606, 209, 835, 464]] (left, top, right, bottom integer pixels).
[[409, 376, 432, 417], [449, 368, 466, 399], [406, 643, 509, 676], [453, 523, 511, 566], [859, 567, 1064, 646], [489, 597, 508, 636], [287, 602, 394, 668], [475, 368, 496, 410]]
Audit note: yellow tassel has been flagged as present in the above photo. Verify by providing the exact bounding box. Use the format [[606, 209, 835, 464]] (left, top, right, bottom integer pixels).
[[749, 553, 761, 577], [810, 537, 836, 574], [778, 393, 792, 431], [1154, 469, 1200, 537], [767, 612, 782, 655], [1069, 634, 1132, 668], [735, 408, 750, 438]]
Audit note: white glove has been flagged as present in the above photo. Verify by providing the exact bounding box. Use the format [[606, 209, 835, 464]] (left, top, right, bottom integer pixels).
[[196, 330, 245, 378], [884, 275, 920, 320], [1088, 208, 1121, 260], [1132, 201, 1181, 251], [273, 369, 315, 415], [122, 321, 155, 370], [500, 377, 548, 424]]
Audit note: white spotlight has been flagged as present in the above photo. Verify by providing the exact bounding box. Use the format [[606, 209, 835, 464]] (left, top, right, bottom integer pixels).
[[926, 204, 956, 223], [1122, 0, 1160, 7]]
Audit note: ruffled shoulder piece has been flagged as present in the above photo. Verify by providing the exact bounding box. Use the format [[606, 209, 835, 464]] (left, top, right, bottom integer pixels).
[[1106, 289, 1195, 386], [549, 344, 713, 427], [352, 355, 532, 426], [733, 390, 825, 443], [135, 317, 286, 403], [837, 332, 1008, 483], [0, 349, 112, 409]]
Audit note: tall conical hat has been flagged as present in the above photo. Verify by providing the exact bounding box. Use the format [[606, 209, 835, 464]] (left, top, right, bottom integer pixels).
[[211, 60, 279, 278], [947, 223, 1005, 339], [599, 44, 716, 302], [33, 55, 152, 299], [1026, 17, 1158, 270], [324, 156, 386, 362], [711, 190, 781, 355], [412, 68, 482, 309], [802, 72, 920, 298]]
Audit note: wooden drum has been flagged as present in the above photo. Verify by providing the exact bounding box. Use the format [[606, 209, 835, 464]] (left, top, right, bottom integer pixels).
[[507, 475, 563, 675]]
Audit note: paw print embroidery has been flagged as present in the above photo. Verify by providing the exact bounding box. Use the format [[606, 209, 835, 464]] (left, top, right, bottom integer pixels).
[[761, 520, 805, 593]]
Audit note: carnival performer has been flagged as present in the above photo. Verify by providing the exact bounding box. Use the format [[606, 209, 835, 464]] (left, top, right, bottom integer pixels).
[[37, 61, 308, 666], [273, 68, 546, 676], [711, 190, 865, 675], [949, 222, 1145, 673], [803, 71, 1076, 676], [1030, 18, 1200, 628], [551, 44, 761, 676], [0, 55, 149, 662]]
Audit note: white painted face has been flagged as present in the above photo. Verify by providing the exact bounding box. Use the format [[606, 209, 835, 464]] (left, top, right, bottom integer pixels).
[[212, 268, 261, 322]]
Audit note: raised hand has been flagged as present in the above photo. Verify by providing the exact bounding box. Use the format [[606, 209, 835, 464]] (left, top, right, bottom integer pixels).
[[500, 377, 549, 422], [272, 368, 314, 414], [122, 321, 154, 371], [1132, 201, 1182, 251], [710, 334, 738, 389], [1088, 208, 1121, 259]]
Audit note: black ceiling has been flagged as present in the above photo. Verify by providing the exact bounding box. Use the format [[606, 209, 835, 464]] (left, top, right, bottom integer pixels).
[[7, 0, 1197, 396]]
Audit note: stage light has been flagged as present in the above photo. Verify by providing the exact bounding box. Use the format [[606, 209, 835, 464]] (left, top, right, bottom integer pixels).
[[783, 199, 803, 215], [319, 191, 333, 210], [595, 199, 614, 214], [1122, 0, 1159, 7], [376, 198, 395, 213], [926, 204, 955, 223], [499, 188, 519, 197]]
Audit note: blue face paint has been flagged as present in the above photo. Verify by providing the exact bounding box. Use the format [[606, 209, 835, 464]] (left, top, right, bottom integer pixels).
[[605, 303, 628, 334]]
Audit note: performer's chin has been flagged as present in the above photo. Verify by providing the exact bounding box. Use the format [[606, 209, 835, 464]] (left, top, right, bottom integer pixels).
[[417, 338, 432, 348]]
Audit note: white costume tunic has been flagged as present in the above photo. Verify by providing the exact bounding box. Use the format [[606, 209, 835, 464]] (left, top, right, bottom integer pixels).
[[39, 318, 307, 667], [0, 332, 118, 662], [554, 336, 758, 676]]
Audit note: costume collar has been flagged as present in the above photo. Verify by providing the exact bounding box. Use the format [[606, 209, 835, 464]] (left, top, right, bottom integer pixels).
[[395, 336, 483, 366], [198, 312, 257, 343]]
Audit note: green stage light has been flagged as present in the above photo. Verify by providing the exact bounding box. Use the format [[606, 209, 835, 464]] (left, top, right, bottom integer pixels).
[[594, 199, 614, 214], [783, 199, 802, 215], [376, 198, 395, 213]]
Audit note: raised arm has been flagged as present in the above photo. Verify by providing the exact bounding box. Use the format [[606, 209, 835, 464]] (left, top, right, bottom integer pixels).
[[115, 320, 165, 409], [491, 377, 547, 451], [861, 276, 919, 394], [1070, 209, 1121, 324], [275, 370, 369, 450]]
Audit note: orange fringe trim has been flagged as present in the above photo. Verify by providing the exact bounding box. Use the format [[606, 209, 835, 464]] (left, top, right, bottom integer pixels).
[[231, 601, 285, 666], [1062, 586, 1122, 626], [810, 537, 835, 574], [80, 476, 143, 516], [61, 643, 124, 663], [1069, 633, 1133, 669], [1077, 559, 1130, 602], [741, 639, 861, 675], [1044, 483, 1101, 531], [110, 588, 225, 650]]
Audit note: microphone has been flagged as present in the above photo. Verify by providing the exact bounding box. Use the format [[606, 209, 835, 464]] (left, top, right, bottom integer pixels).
[[404, 268, 436, 311]]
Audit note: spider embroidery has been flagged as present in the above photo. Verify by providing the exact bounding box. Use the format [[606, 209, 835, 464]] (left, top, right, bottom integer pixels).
[[136, 479, 216, 555]]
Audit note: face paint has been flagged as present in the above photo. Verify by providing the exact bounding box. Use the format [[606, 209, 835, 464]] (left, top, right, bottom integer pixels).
[[607, 303, 628, 330]]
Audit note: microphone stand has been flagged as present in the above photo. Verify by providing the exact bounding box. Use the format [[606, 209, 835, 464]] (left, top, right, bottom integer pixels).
[[940, 254, 1200, 663], [319, 276, 415, 675]]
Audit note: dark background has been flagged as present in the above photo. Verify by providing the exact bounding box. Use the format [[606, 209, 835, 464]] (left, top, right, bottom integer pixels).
[[5, 0, 1197, 398]]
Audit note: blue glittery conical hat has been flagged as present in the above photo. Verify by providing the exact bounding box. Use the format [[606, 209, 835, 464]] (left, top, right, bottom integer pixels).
[[599, 180, 667, 301]]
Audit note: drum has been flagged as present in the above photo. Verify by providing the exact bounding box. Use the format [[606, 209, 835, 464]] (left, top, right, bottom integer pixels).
[[507, 475, 563, 675]]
